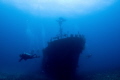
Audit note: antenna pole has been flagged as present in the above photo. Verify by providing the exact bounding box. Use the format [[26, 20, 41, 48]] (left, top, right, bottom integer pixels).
[[57, 17, 66, 39], [60, 24, 62, 38]]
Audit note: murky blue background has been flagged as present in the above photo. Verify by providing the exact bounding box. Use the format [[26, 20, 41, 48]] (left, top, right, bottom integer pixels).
[[0, 1, 120, 75]]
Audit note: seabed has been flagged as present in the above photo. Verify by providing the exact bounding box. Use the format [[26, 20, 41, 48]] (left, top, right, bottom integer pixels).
[[0, 70, 120, 80]]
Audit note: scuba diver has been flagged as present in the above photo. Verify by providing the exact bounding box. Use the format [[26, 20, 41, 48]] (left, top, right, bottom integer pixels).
[[19, 51, 40, 62]]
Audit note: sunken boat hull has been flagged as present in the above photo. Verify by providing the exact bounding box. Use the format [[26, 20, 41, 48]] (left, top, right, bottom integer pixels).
[[42, 35, 85, 80]]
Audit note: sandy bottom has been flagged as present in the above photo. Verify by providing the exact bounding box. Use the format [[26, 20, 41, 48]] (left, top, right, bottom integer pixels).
[[78, 70, 120, 80], [0, 70, 120, 80]]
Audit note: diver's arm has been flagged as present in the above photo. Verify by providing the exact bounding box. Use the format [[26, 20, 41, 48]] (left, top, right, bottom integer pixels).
[[32, 54, 40, 58]]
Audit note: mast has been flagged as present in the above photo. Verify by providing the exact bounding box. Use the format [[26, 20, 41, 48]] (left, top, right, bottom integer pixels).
[[56, 17, 66, 38]]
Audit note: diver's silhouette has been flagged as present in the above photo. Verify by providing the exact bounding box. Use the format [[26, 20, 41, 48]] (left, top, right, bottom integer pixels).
[[19, 52, 40, 62]]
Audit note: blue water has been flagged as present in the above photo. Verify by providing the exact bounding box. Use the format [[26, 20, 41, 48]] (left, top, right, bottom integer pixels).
[[0, 0, 120, 78]]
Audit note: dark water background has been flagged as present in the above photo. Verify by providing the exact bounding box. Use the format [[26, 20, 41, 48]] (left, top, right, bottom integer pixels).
[[0, 1, 120, 76]]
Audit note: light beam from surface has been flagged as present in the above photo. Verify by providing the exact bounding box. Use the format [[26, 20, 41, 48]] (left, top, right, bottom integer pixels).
[[1, 0, 116, 17]]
